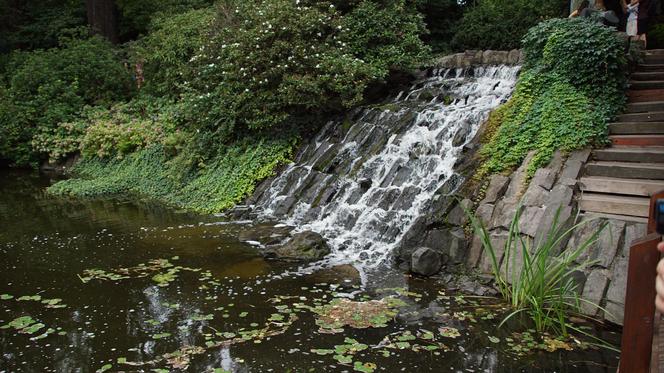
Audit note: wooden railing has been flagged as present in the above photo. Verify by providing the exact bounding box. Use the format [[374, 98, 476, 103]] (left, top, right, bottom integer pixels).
[[619, 191, 664, 373]]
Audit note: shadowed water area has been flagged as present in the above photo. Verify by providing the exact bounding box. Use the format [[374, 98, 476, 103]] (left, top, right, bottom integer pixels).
[[0, 170, 620, 372]]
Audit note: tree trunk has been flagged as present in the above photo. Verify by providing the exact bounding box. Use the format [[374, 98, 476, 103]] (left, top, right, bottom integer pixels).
[[86, 0, 118, 43]]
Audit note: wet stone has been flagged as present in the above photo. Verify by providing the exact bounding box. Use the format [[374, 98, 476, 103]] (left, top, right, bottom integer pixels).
[[452, 119, 472, 147], [410, 247, 442, 276], [270, 231, 331, 261]]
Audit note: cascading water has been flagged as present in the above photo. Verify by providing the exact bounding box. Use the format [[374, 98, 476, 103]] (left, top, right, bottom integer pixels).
[[252, 65, 520, 273]]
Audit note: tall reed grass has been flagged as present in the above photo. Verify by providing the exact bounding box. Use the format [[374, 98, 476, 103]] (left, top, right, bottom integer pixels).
[[466, 206, 607, 336]]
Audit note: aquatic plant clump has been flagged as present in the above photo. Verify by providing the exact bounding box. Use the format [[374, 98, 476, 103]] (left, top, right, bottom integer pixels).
[[312, 297, 406, 333], [466, 205, 608, 337]]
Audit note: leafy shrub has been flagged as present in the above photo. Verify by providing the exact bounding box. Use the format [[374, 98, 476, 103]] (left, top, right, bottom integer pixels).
[[31, 108, 93, 163], [79, 97, 180, 159], [49, 138, 295, 213], [183, 0, 429, 155], [0, 31, 132, 166], [452, 0, 568, 51], [130, 7, 215, 98], [478, 18, 627, 177]]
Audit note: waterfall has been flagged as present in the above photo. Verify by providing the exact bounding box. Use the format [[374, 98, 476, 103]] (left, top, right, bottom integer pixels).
[[252, 65, 520, 272]]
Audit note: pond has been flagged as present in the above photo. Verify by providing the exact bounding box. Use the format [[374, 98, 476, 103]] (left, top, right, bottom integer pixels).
[[0, 170, 620, 372]]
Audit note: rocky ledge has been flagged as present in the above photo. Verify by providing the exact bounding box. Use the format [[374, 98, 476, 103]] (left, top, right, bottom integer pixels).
[[434, 50, 524, 69]]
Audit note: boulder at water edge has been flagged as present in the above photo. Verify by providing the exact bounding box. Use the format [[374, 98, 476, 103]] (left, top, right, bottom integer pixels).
[[271, 231, 331, 261], [410, 247, 442, 276]]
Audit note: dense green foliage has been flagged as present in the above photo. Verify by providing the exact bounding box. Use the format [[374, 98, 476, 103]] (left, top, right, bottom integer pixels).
[[36, 0, 429, 212], [183, 0, 429, 156], [453, 0, 568, 50], [0, 31, 132, 166], [478, 18, 628, 177], [129, 8, 215, 98]]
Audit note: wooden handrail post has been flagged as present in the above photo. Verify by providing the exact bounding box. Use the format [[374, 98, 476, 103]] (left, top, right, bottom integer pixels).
[[619, 191, 664, 373], [619, 233, 660, 372]]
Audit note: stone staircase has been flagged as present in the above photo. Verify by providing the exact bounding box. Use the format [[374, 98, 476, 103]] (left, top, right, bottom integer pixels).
[[579, 49, 664, 222]]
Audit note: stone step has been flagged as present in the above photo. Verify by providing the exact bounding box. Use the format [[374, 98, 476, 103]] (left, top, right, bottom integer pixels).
[[638, 64, 664, 72], [579, 176, 664, 196], [628, 89, 664, 102], [647, 49, 664, 55], [593, 147, 664, 162], [609, 122, 664, 134], [645, 54, 664, 64], [625, 101, 664, 113], [585, 161, 664, 179], [630, 80, 664, 90], [617, 111, 664, 122], [610, 134, 664, 146], [582, 212, 649, 224], [579, 193, 650, 218], [632, 72, 664, 81]]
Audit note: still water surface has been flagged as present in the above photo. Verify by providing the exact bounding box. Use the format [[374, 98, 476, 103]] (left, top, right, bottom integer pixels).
[[0, 170, 620, 372]]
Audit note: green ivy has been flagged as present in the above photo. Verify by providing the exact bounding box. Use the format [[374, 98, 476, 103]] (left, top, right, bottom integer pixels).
[[478, 18, 628, 178]]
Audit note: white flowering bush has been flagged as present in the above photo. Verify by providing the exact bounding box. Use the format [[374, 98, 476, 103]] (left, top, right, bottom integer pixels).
[[182, 0, 429, 153]]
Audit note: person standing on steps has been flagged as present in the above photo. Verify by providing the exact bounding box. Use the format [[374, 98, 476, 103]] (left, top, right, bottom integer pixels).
[[571, 0, 622, 26], [621, 0, 652, 47]]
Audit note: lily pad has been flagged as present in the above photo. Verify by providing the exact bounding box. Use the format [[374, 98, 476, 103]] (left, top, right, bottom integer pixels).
[[97, 364, 112, 373], [17, 295, 41, 302], [439, 327, 461, 339], [353, 361, 377, 373], [311, 349, 335, 355], [0, 294, 13, 300]]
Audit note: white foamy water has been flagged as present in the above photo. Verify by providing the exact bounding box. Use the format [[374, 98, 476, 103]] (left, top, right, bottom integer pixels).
[[254, 66, 520, 273]]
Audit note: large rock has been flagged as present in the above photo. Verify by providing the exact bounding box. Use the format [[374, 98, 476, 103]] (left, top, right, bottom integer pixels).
[[518, 206, 545, 238], [447, 198, 473, 226], [271, 231, 331, 261], [580, 269, 609, 316], [311, 264, 361, 286], [605, 258, 628, 325], [411, 247, 442, 276], [481, 174, 510, 204], [478, 231, 509, 273]]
